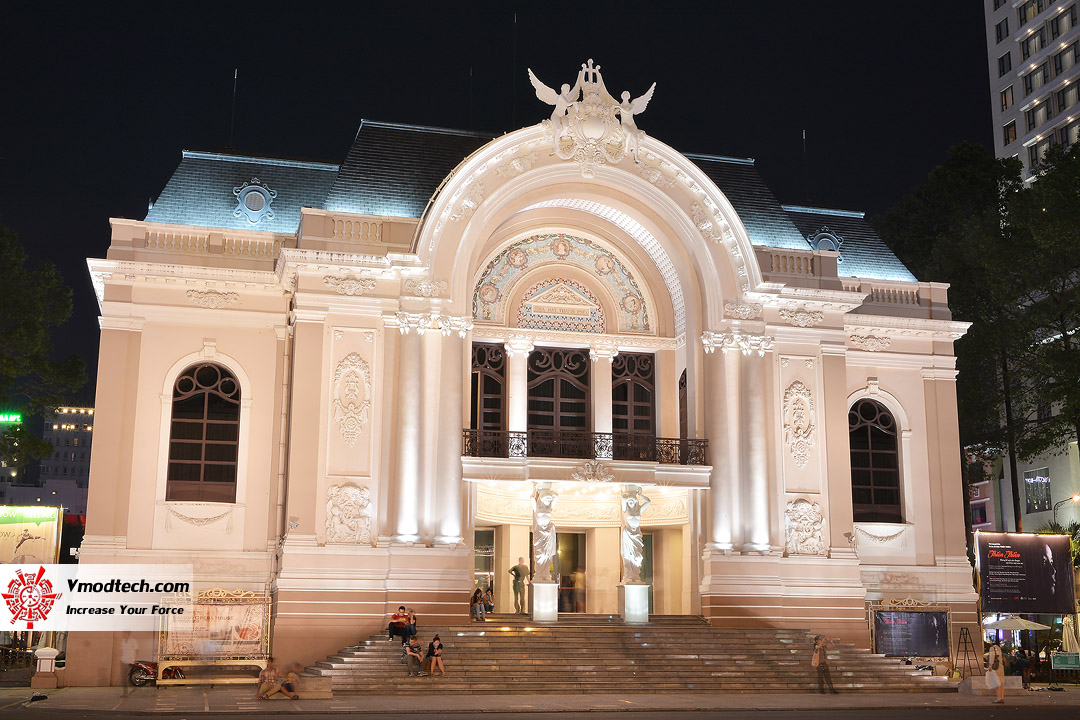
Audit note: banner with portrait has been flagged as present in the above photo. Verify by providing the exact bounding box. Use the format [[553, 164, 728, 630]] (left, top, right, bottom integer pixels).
[[976, 531, 1076, 615]]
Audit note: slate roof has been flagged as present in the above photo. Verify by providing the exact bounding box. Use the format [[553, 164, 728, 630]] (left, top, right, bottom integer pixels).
[[145, 151, 338, 233], [782, 205, 917, 282], [140, 123, 913, 282], [686, 153, 809, 252], [324, 121, 495, 218]]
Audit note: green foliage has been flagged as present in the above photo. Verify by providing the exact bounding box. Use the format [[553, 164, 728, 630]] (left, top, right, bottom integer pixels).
[[0, 225, 86, 463], [1034, 520, 1080, 564]]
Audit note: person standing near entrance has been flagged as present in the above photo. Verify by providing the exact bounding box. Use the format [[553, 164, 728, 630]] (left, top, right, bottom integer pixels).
[[985, 638, 1005, 703], [811, 635, 839, 694], [509, 557, 530, 613], [572, 568, 586, 612]]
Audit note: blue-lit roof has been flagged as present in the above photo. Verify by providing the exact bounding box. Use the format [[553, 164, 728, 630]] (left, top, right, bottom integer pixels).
[[782, 205, 917, 282], [145, 151, 338, 233]]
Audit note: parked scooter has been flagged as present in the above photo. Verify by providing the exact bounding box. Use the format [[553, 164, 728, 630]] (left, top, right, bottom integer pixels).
[[128, 660, 185, 686]]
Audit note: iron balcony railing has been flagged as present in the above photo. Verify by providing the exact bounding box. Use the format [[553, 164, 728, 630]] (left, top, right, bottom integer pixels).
[[462, 429, 708, 466]]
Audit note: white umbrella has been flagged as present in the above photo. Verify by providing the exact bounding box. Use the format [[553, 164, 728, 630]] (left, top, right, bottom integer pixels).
[[982, 615, 1051, 631], [1062, 615, 1080, 653]]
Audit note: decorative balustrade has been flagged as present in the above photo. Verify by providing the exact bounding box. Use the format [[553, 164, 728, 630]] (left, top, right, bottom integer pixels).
[[462, 429, 708, 466], [842, 280, 927, 307]]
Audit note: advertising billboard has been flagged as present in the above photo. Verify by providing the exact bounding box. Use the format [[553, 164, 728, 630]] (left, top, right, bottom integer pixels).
[[873, 610, 950, 657], [0, 506, 60, 564], [976, 531, 1076, 614]]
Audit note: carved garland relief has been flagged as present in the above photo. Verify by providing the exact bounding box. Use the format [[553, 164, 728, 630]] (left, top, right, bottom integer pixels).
[[325, 483, 374, 545], [784, 498, 826, 556], [332, 353, 372, 447], [782, 381, 816, 470], [187, 289, 239, 309]]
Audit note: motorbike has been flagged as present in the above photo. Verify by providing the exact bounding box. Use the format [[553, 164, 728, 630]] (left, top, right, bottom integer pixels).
[[128, 660, 185, 686]]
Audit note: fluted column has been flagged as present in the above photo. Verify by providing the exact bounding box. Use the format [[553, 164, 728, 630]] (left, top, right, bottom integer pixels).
[[433, 320, 471, 545], [741, 348, 771, 553], [392, 319, 423, 543], [506, 338, 533, 434], [702, 335, 737, 550], [591, 346, 615, 459]]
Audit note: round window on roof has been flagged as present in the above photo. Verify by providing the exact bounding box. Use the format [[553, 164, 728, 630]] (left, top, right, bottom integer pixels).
[[232, 177, 277, 224]]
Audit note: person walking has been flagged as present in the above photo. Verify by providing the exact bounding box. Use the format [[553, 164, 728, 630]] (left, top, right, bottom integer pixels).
[[811, 635, 839, 694], [986, 638, 1006, 703], [509, 557, 529, 614]]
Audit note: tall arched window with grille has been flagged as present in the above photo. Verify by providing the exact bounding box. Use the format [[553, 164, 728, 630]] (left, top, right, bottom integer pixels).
[[848, 398, 902, 523], [166, 363, 241, 503]]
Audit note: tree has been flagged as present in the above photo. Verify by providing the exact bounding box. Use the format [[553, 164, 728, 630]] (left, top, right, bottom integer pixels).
[[872, 143, 1032, 531], [0, 224, 86, 463]]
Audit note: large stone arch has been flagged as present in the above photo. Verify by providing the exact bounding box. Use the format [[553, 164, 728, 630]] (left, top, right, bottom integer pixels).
[[414, 125, 763, 334]]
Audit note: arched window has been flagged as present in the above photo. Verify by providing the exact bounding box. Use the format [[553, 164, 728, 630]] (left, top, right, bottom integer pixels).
[[849, 398, 901, 523], [166, 363, 240, 503]]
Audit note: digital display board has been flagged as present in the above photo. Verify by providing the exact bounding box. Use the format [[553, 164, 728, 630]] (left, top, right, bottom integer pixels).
[[873, 610, 949, 657]]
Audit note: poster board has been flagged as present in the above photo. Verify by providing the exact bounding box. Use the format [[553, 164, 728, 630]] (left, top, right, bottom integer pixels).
[[156, 588, 270, 684], [976, 531, 1076, 615], [870, 602, 950, 657], [0, 506, 60, 564]]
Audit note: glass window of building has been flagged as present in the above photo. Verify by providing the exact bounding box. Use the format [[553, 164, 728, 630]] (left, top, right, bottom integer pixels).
[[849, 399, 902, 524], [1018, 0, 1046, 27], [997, 18, 1010, 43], [999, 52, 1013, 78], [1022, 28, 1046, 60], [1054, 42, 1078, 76], [1024, 63, 1049, 96], [1057, 84, 1079, 114], [1023, 468, 1051, 513], [1026, 101, 1050, 131], [1062, 119, 1080, 147], [1052, 5, 1078, 39], [972, 503, 988, 525], [166, 363, 241, 503], [1003, 121, 1017, 145], [1001, 85, 1015, 112]]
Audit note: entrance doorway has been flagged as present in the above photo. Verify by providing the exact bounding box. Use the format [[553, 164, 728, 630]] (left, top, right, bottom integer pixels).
[[548, 532, 586, 612]]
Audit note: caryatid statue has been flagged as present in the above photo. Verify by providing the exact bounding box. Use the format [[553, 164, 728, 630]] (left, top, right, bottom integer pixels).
[[620, 484, 652, 584], [531, 482, 559, 583]]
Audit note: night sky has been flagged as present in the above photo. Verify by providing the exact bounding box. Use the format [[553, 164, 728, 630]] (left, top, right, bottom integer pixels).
[[0, 2, 991, 388]]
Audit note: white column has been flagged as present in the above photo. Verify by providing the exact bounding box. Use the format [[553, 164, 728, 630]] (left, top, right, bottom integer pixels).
[[741, 348, 771, 553], [392, 323, 423, 543], [702, 339, 740, 550], [591, 347, 615, 459], [434, 325, 467, 545], [506, 339, 533, 434]]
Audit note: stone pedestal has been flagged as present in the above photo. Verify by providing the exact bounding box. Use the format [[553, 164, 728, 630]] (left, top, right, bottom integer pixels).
[[531, 582, 559, 623], [619, 584, 650, 623]]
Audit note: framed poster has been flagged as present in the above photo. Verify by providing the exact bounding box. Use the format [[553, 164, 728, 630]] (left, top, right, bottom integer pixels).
[[0, 506, 60, 564], [872, 609, 950, 657], [976, 532, 1076, 615], [158, 588, 270, 661]]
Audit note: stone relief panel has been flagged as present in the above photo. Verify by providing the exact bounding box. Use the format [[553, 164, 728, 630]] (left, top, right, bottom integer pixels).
[[784, 498, 826, 556], [472, 233, 653, 334], [782, 381, 816, 470], [325, 483, 374, 546], [779, 356, 822, 495], [327, 330, 376, 477], [516, 278, 606, 334], [187, 289, 239, 309]]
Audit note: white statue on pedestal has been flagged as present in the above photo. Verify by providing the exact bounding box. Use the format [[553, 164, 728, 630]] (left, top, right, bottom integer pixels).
[[531, 482, 559, 583], [620, 484, 651, 583]]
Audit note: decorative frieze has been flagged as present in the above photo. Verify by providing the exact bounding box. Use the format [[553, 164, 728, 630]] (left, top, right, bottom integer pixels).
[[570, 460, 615, 483], [186, 289, 239, 309], [724, 301, 762, 320], [165, 506, 233, 534], [782, 381, 816, 470], [848, 334, 892, 352], [389, 313, 473, 338], [402, 278, 448, 298], [323, 274, 377, 296], [449, 181, 484, 222], [332, 352, 372, 447], [701, 331, 774, 356], [779, 308, 824, 328], [325, 483, 374, 545], [784, 498, 825, 556]]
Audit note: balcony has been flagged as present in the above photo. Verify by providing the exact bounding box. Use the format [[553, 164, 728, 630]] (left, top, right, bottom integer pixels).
[[462, 429, 708, 466]]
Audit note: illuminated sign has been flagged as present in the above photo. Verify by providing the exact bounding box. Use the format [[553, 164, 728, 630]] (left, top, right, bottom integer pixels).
[[0, 414, 21, 424]]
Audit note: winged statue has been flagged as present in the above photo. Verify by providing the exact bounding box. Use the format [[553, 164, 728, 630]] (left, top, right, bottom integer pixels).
[[616, 83, 656, 163], [528, 66, 584, 144]]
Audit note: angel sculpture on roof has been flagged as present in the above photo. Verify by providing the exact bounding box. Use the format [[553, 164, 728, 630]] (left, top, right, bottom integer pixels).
[[616, 84, 655, 163], [528, 65, 584, 146]]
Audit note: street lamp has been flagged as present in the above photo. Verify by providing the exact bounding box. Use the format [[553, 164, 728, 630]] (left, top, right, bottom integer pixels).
[[1052, 494, 1080, 523]]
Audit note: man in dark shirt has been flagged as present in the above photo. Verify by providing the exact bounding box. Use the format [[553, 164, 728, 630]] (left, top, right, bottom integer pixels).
[[509, 557, 529, 613], [404, 636, 427, 676]]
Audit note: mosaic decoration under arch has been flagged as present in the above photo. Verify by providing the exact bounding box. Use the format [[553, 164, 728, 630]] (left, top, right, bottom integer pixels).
[[516, 278, 606, 333], [472, 233, 652, 333]]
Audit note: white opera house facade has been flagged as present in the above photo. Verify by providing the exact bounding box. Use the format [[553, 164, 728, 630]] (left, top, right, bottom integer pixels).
[[69, 63, 978, 683]]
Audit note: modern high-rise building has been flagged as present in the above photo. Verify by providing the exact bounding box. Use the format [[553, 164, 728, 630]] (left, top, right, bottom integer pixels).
[[984, 0, 1080, 179], [0, 406, 94, 515]]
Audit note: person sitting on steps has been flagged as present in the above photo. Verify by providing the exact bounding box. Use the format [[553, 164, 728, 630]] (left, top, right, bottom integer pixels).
[[427, 634, 445, 677], [404, 636, 427, 677], [470, 588, 487, 621], [388, 605, 410, 644]]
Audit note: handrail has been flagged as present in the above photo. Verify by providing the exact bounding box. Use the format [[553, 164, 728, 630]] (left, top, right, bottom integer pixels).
[[461, 429, 708, 466]]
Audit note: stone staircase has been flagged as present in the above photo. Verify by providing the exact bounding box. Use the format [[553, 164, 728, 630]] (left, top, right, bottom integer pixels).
[[307, 613, 955, 694]]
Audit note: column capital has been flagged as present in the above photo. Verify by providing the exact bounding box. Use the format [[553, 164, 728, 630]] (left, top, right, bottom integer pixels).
[[504, 336, 535, 357], [385, 312, 473, 337], [589, 340, 619, 362], [701, 330, 774, 356]]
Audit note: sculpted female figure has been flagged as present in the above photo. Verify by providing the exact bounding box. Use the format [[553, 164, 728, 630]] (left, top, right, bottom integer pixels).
[[620, 485, 651, 583], [531, 482, 559, 582]]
